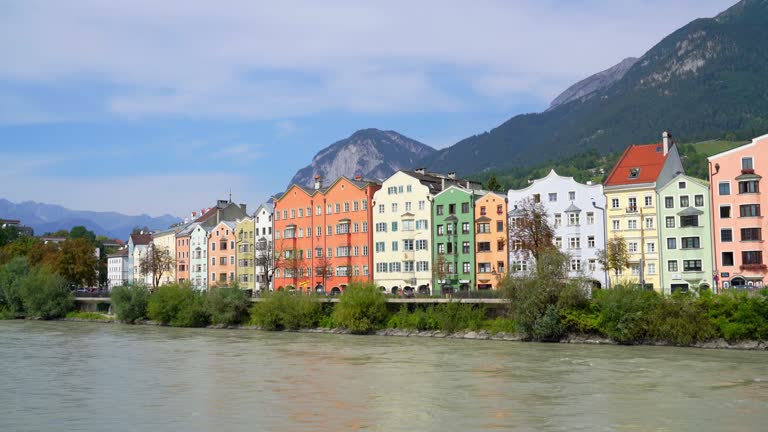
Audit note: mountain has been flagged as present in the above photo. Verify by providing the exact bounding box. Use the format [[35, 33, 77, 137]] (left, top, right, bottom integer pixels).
[[547, 57, 638, 111], [289, 129, 436, 187], [0, 199, 181, 239], [420, 0, 768, 176]]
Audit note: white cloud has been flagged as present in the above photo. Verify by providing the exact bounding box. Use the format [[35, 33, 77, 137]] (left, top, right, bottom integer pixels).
[[0, 0, 736, 121]]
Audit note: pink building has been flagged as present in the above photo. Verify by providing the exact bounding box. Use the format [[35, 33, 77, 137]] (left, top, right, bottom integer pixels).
[[709, 134, 767, 290]]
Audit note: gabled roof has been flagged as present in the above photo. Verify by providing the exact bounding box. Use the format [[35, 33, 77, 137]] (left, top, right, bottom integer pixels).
[[129, 233, 152, 245], [176, 222, 199, 237], [508, 169, 602, 193], [604, 143, 669, 187]]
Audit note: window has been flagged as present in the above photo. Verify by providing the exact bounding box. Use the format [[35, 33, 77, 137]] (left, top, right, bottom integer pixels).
[[335, 203, 341, 213], [353, 201, 359, 211], [316, 206, 322, 216], [741, 228, 762, 241], [549, 193, 557, 202], [461, 203, 469, 213], [462, 241, 470, 254], [416, 219, 428, 230], [389, 262, 401, 273], [742, 251, 763, 265], [588, 259, 596, 271], [416, 240, 428, 250], [512, 240, 522, 250], [378, 204, 385, 214], [478, 242, 491, 252], [586, 212, 594, 224], [667, 238, 677, 249], [375, 242, 385, 253], [315, 247, 323, 257], [647, 263, 656, 274], [447, 242, 454, 254], [511, 260, 529, 272], [611, 198, 620, 209], [316, 226, 322, 237], [391, 222, 398, 232], [403, 261, 414, 272], [497, 221, 504, 232], [627, 219, 637, 230], [437, 225, 444, 236], [327, 248, 332, 257], [721, 229, 733, 242], [645, 217, 654, 229], [353, 223, 359, 233], [683, 260, 702, 272], [418, 200, 425, 211], [362, 222, 368, 233], [568, 213, 580, 226], [570, 258, 581, 271], [680, 215, 698, 227], [694, 195, 704, 207], [739, 181, 760, 194], [533, 194, 540, 203], [554, 237, 562, 248], [568, 237, 581, 249], [480, 206, 487, 216], [403, 239, 414, 251], [402, 220, 414, 231], [742, 157, 754, 170], [628, 168, 640, 179], [463, 222, 472, 234], [628, 242, 638, 253], [376, 263, 388, 273], [446, 223, 454, 235], [680, 196, 689, 207], [391, 241, 398, 252], [612, 220, 620, 230], [344, 202, 350, 212], [476, 223, 489, 233], [391, 203, 398, 213], [462, 262, 471, 274], [646, 242, 655, 253], [416, 261, 429, 272], [740, 204, 761, 217], [719, 182, 730, 196], [211, 242, 216, 251], [644, 196, 653, 207], [665, 216, 675, 228], [678, 181, 687, 189], [436, 205, 444, 215], [720, 206, 731, 218], [449, 204, 456, 214], [554, 213, 562, 227], [569, 191, 576, 201], [628, 197, 637, 211], [665, 197, 674, 208], [375, 223, 387, 232], [722, 252, 734, 266], [405, 202, 412, 212], [681, 237, 700, 249], [668, 261, 678, 272], [362, 200, 368, 210], [363, 245, 368, 256]]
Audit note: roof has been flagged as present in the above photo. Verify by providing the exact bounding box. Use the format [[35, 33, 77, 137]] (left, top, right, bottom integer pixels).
[[400, 170, 483, 192], [604, 143, 669, 187], [564, 203, 581, 213], [129, 233, 152, 245], [108, 248, 129, 258], [508, 169, 602, 193], [176, 222, 199, 237]]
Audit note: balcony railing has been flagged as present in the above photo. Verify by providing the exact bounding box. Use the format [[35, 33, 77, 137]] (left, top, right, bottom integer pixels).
[[626, 206, 638, 213], [740, 263, 767, 271]]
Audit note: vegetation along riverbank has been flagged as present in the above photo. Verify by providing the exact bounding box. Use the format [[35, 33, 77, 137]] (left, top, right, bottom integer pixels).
[[3, 254, 768, 349]]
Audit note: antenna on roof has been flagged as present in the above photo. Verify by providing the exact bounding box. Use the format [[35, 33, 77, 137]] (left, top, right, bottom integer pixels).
[[228, 188, 232, 202]]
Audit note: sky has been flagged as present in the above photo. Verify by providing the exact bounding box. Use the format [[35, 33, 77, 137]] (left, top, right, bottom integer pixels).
[[0, 0, 737, 217]]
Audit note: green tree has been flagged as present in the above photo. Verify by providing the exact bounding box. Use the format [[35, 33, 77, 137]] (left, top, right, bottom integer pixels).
[[19, 266, 74, 319], [0, 256, 31, 317], [597, 236, 630, 283], [56, 238, 98, 288], [69, 226, 96, 243], [0, 225, 19, 248], [139, 243, 176, 290], [111, 284, 150, 323], [485, 174, 503, 192], [332, 282, 389, 334]]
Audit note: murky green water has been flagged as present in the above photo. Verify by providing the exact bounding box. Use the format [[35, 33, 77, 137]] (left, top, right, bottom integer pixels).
[[1, 321, 767, 431]]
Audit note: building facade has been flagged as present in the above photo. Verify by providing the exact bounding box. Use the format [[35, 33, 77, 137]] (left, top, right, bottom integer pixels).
[[151, 229, 177, 286], [208, 221, 237, 287], [107, 247, 129, 289], [272, 176, 379, 294], [189, 224, 211, 290], [657, 174, 714, 294], [709, 134, 767, 290], [603, 133, 684, 291], [235, 217, 255, 290], [474, 192, 508, 290], [253, 203, 274, 292], [432, 186, 479, 294], [175, 223, 196, 284], [127, 233, 152, 285], [507, 170, 608, 288]]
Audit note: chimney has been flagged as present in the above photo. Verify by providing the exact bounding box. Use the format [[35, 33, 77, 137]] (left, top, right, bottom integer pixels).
[[314, 175, 322, 190], [240, 203, 247, 213], [415, 167, 426, 174], [354, 174, 362, 180], [441, 178, 445, 191], [662, 131, 672, 156], [448, 172, 456, 179]]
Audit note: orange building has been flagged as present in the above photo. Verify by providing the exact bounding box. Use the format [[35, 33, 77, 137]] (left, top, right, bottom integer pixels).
[[474, 192, 508, 289], [208, 221, 237, 287], [175, 223, 196, 284], [273, 175, 380, 294]]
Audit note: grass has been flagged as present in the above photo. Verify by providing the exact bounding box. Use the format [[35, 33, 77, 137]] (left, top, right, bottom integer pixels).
[[688, 139, 749, 156], [66, 311, 110, 321]]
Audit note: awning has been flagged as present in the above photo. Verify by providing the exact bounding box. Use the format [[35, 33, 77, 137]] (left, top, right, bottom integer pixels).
[[564, 203, 581, 213], [677, 207, 704, 216], [475, 216, 491, 222], [735, 173, 762, 181]]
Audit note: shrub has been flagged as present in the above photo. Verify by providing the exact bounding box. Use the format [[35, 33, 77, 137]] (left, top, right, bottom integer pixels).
[[205, 288, 251, 326], [66, 311, 109, 321], [647, 293, 716, 345], [432, 302, 486, 333], [332, 282, 389, 334], [0, 256, 30, 318], [249, 292, 323, 330], [531, 304, 565, 341], [387, 305, 439, 331], [147, 284, 209, 327], [483, 318, 516, 334], [704, 290, 768, 341], [561, 306, 602, 335], [595, 288, 660, 344], [18, 266, 74, 319], [111, 284, 150, 323]]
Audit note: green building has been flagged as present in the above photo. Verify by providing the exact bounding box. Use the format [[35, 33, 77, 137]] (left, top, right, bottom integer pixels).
[[432, 186, 481, 294], [658, 174, 714, 294]]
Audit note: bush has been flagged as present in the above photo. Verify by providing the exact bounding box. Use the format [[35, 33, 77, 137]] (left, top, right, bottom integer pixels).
[[147, 284, 209, 327], [111, 284, 150, 323], [647, 293, 716, 345], [595, 288, 660, 344], [205, 288, 251, 326], [66, 311, 109, 321], [483, 318, 516, 334], [432, 302, 486, 333], [0, 256, 30, 318], [387, 305, 439, 331], [332, 282, 389, 334], [249, 292, 323, 330], [561, 306, 602, 335], [17, 266, 74, 319], [704, 290, 768, 341], [531, 304, 565, 341]]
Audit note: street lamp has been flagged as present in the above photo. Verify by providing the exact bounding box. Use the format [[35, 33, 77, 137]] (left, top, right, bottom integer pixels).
[[591, 198, 609, 289]]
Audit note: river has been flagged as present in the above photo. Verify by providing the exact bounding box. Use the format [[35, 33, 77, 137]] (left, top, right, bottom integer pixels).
[[1, 321, 767, 431]]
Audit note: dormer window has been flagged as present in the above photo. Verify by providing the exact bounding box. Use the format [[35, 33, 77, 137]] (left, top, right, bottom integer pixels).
[[629, 168, 641, 179]]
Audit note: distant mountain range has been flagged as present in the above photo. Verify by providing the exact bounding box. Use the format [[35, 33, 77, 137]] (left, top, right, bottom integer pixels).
[[0, 199, 181, 240], [418, 0, 768, 175], [289, 128, 436, 187]]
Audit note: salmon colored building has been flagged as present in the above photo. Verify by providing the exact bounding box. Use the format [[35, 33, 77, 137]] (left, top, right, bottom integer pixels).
[[175, 223, 196, 284], [273, 176, 380, 294], [474, 192, 508, 289], [709, 134, 767, 290], [208, 221, 237, 287]]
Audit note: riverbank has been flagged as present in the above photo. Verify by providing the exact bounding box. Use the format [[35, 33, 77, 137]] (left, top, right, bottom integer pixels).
[[55, 316, 768, 351]]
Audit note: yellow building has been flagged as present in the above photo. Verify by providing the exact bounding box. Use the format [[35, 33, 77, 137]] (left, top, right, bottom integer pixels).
[[235, 216, 256, 290], [602, 132, 684, 291], [151, 228, 178, 286]]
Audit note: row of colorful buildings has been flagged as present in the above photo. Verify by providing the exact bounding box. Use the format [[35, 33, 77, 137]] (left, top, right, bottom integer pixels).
[[108, 131, 767, 295]]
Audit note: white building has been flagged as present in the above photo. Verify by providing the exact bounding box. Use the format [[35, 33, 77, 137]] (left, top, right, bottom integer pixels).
[[107, 247, 129, 289], [507, 169, 608, 288], [127, 232, 153, 285], [253, 202, 274, 292], [190, 224, 211, 290]]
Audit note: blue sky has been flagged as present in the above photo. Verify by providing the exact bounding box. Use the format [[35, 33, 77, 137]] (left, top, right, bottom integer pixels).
[[0, 0, 735, 217]]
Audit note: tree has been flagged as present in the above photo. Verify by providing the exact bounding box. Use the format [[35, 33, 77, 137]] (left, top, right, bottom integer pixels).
[[485, 174, 503, 192], [597, 236, 630, 282], [69, 225, 96, 243], [432, 254, 449, 288], [139, 243, 176, 290], [56, 238, 98, 288], [313, 254, 332, 292], [280, 248, 306, 289], [0, 225, 19, 248], [509, 197, 556, 263], [254, 238, 281, 292]]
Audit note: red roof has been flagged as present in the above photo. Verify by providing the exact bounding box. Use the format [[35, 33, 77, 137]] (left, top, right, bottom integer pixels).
[[604, 143, 669, 187], [129, 233, 152, 245]]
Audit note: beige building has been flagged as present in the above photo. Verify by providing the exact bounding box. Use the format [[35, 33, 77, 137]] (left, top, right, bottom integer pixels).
[[151, 228, 178, 286], [235, 216, 256, 290]]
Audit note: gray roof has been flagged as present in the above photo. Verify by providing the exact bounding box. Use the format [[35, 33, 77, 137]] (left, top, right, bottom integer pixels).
[[677, 207, 704, 217], [564, 203, 581, 213]]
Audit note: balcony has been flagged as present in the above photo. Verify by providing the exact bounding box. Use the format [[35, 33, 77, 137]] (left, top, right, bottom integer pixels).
[[626, 206, 638, 213], [742, 168, 755, 175], [740, 263, 767, 271]]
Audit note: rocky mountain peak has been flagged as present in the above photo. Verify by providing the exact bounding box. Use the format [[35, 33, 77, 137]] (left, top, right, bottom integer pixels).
[[547, 57, 638, 111]]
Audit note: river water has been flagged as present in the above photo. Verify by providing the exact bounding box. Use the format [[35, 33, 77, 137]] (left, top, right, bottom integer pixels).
[[1, 321, 767, 432]]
